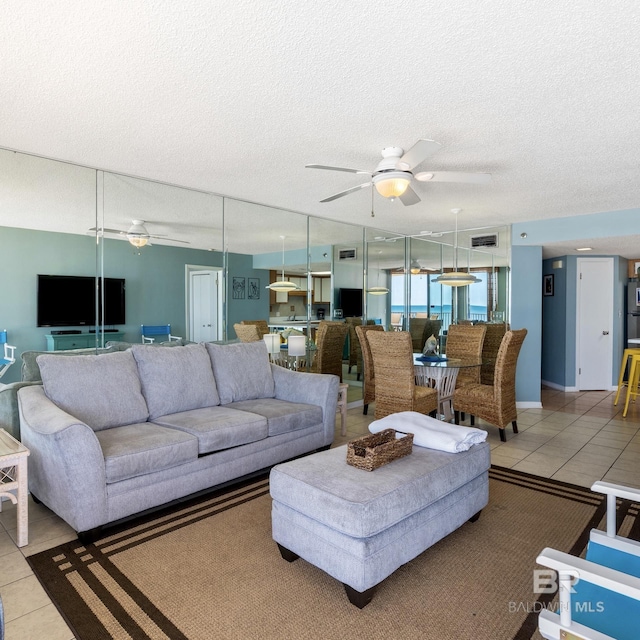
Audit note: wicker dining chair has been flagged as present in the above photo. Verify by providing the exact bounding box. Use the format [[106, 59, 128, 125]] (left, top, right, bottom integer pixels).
[[240, 319, 269, 339], [309, 321, 349, 381], [445, 324, 487, 386], [480, 323, 509, 385], [453, 328, 527, 442], [345, 317, 363, 377], [355, 324, 384, 415], [233, 323, 262, 342], [366, 330, 438, 420], [409, 318, 442, 352]]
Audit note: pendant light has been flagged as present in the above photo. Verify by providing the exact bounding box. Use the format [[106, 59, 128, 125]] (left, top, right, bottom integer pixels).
[[367, 250, 389, 295], [432, 209, 481, 287], [267, 236, 299, 292]]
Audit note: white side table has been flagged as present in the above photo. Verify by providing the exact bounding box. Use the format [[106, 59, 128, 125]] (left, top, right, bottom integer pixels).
[[0, 429, 30, 547]]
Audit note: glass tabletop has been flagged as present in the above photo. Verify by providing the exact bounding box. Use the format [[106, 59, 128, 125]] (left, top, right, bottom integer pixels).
[[0, 428, 28, 457], [413, 354, 483, 369]]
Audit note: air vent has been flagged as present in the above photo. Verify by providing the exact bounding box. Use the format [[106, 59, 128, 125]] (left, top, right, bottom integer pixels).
[[471, 234, 498, 248], [338, 248, 357, 260]]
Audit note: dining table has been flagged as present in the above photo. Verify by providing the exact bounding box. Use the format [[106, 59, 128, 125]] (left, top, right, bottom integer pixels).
[[413, 354, 483, 422]]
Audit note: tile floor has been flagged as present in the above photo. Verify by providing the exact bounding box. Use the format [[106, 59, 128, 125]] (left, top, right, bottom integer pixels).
[[2, 387, 640, 638]]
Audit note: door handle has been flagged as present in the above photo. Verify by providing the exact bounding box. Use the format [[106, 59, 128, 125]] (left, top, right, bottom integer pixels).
[[602, 331, 610, 335]]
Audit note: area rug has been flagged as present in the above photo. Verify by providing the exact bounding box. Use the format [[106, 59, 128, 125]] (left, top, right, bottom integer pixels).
[[28, 466, 638, 640]]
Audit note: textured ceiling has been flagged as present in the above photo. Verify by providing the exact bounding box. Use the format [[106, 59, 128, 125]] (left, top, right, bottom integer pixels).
[[1, 1, 640, 259]]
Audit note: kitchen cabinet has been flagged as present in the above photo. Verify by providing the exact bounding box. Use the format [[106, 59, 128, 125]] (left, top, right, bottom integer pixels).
[[313, 277, 331, 303]]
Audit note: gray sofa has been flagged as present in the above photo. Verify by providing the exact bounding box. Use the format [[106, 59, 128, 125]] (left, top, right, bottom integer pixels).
[[18, 341, 338, 541]]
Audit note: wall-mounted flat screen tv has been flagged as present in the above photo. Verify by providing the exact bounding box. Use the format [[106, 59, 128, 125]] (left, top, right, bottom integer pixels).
[[338, 288, 363, 318], [37, 275, 126, 327]]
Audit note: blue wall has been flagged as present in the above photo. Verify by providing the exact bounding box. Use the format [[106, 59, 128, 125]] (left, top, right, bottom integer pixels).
[[513, 210, 633, 398], [511, 245, 542, 406], [0, 226, 269, 383]]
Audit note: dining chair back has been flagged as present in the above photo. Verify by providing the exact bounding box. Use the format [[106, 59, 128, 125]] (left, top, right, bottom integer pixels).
[[240, 319, 269, 339], [453, 328, 527, 441], [445, 324, 487, 386], [309, 321, 349, 381], [409, 318, 442, 352], [355, 324, 384, 415], [366, 330, 438, 420], [234, 323, 262, 342], [480, 323, 509, 385]]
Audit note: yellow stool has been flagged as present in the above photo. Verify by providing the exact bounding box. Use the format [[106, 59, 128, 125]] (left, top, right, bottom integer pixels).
[[337, 382, 349, 436], [622, 354, 640, 417], [614, 348, 640, 405]]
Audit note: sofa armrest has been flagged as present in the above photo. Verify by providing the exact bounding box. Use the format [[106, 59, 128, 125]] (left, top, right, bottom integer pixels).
[[17, 385, 108, 533], [271, 365, 339, 445], [0, 381, 40, 440]]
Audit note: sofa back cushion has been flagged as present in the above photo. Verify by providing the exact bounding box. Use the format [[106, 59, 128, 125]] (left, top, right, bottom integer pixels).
[[205, 341, 275, 404], [131, 343, 220, 419], [37, 350, 149, 430], [22, 346, 115, 382]]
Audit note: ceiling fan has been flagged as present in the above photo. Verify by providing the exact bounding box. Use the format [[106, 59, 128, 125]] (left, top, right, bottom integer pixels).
[[91, 220, 190, 248], [306, 139, 491, 206]]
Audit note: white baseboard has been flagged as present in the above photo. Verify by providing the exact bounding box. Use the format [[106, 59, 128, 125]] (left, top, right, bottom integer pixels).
[[516, 401, 543, 409], [542, 379, 616, 392]]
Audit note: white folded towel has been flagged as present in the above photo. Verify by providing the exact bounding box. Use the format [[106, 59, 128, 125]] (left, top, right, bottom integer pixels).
[[369, 411, 487, 453]]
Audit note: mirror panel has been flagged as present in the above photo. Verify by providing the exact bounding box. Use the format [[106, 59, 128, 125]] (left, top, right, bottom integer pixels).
[[101, 171, 224, 346]]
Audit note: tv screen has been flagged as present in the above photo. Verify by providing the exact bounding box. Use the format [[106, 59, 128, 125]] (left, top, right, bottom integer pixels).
[[37, 275, 125, 327], [339, 288, 363, 318]]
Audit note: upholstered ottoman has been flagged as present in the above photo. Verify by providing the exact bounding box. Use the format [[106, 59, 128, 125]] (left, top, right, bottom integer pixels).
[[270, 442, 490, 607]]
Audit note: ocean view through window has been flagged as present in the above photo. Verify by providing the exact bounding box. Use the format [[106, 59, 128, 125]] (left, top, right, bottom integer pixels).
[[391, 272, 489, 330]]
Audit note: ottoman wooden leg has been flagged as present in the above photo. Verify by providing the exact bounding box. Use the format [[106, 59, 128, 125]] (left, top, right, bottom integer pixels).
[[469, 509, 482, 523], [277, 543, 299, 563], [344, 583, 376, 609]]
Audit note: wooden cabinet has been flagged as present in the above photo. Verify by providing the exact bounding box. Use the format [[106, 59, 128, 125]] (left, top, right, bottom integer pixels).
[[313, 277, 331, 303], [45, 332, 125, 351]]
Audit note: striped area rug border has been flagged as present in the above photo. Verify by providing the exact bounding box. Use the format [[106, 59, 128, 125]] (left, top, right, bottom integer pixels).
[[27, 466, 638, 640]]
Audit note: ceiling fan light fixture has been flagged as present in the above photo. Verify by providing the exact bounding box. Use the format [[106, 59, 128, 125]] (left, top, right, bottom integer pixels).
[[372, 171, 411, 199], [126, 220, 150, 247], [410, 259, 422, 274]]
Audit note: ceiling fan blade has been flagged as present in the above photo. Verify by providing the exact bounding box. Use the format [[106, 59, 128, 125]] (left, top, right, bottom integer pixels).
[[414, 171, 492, 184], [320, 182, 371, 203], [149, 235, 190, 244], [89, 227, 127, 235], [306, 164, 371, 175], [399, 185, 421, 206], [397, 140, 442, 170]]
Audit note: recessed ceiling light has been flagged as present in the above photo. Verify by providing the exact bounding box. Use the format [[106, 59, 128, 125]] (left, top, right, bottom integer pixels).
[[576, 247, 593, 251]]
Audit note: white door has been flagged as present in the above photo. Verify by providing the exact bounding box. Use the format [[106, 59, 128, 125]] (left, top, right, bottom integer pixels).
[[189, 269, 219, 342], [576, 258, 613, 390]]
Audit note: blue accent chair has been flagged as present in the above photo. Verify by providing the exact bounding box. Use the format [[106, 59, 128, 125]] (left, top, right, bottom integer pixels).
[[0, 330, 16, 380], [537, 481, 640, 640], [140, 324, 181, 344]]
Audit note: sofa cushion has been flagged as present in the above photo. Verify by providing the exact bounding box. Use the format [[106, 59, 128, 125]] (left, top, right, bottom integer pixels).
[[22, 346, 116, 382], [226, 398, 322, 437], [205, 341, 275, 404], [37, 351, 149, 430], [95, 422, 199, 483], [131, 343, 220, 420], [152, 406, 268, 454]]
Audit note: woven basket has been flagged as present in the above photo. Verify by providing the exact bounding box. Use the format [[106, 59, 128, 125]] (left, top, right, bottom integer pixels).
[[346, 429, 414, 471]]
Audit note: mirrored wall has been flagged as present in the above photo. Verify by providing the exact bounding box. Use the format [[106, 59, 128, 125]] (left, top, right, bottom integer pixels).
[[0, 147, 510, 402]]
